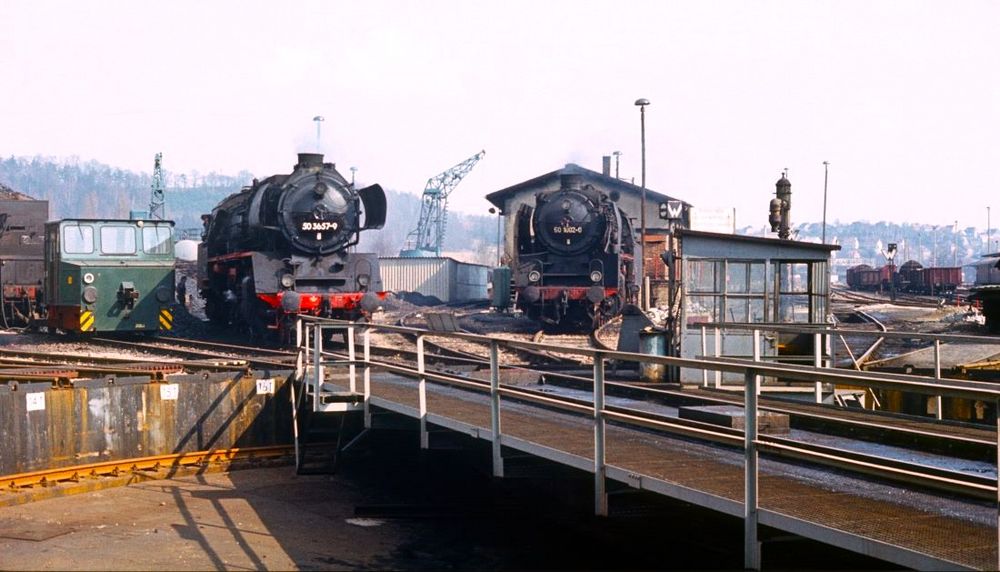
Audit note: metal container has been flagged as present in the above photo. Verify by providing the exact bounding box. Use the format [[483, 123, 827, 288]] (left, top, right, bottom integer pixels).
[[638, 328, 666, 382], [380, 257, 489, 303]]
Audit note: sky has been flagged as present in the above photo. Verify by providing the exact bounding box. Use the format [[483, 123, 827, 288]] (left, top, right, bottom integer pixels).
[[1, 0, 997, 228]]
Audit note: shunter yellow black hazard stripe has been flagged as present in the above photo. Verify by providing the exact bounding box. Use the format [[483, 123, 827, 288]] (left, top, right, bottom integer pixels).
[[159, 308, 173, 330], [80, 310, 94, 332]]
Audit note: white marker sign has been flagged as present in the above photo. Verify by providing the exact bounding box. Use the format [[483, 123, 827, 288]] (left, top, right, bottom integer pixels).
[[26, 392, 46, 412], [160, 384, 179, 401], [256, 378, 275, 395]]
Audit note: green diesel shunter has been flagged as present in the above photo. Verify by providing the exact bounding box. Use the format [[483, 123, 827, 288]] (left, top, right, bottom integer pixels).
[[45, 219, 176, 334]]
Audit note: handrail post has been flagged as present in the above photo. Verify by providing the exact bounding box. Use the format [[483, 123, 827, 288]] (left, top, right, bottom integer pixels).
[[489, 340, 504, 478], [363, 327, 372, 429], [417, 335, 428, 449], [744, 366, 760, 570], [701, 325, 709, 387], [714, 326, 722, 388], [753, 329, 761, 396], [313, 323, 323, 413], [594, 351, 607, 516], [934, 339, 943, 420], [814, 332, 823, 403], [294, 319, 304, 381], [347, 325, 356, 393]]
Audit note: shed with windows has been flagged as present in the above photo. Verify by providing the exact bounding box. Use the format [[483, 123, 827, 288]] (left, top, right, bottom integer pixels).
[[668, 229, 840, 384]]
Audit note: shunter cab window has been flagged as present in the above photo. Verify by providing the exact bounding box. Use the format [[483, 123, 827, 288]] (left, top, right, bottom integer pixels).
[[143, 225, 173, 255], [62, 224, 94, 254], [100, 226, 137, 255]]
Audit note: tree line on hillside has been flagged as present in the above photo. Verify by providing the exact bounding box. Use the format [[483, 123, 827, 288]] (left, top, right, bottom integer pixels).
[[0, 155, 500, 265]]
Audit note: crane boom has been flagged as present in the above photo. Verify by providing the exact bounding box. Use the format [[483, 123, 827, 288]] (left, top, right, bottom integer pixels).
[[149, 152, 165, 220], [400, 150, 485, 257]]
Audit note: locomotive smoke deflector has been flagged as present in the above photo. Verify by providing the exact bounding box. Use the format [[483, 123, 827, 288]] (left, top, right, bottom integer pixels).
[[358, 184, 387, 230]]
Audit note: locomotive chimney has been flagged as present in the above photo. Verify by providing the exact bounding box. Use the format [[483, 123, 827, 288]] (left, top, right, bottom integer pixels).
[[560, 174, 584, 191], [602, 156, 611, 177], [296, 153, 324, 169]]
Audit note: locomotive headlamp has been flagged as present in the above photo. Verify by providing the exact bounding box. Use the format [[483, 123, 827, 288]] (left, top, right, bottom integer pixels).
[[313, 182, 329, 197], [589, 270, 603, 283], [527, 270, 541, 283], [280, 273, 295, 289], [82, 286, 98, 304], [357, 274, 370, 287], [83, 272, 95, 285], [562, 200, 572, 211], [154, 286, 172, 303]]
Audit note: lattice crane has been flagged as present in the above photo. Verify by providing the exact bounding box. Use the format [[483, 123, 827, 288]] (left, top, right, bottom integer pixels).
[[400, 150, 485, 257], [149, 152, 165, 220]]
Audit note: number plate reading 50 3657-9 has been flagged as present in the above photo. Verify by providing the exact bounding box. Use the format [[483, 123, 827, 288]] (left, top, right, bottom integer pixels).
[[301, 221, 339, 231]]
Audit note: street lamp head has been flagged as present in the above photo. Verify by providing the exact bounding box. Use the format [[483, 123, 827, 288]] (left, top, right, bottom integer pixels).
[[489, 207, 496, 215], [313, 116, 325, 122], [634, 98, 650, 107]]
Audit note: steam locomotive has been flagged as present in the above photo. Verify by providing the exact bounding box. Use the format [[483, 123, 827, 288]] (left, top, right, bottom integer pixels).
[[198, 153, 387, 338], [512, 174, 638, 329]]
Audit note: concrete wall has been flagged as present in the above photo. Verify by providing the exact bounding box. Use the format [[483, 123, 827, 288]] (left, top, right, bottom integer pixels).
[[0, 371, 292, 475]]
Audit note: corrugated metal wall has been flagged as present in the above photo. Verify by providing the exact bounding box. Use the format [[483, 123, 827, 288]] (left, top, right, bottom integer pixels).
[[380, 257, 489, 303], [0, 372, 292, 475]]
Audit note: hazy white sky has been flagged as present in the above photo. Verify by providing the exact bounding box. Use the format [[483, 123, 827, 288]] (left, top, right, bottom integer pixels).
[[2, 1, 997, 227]]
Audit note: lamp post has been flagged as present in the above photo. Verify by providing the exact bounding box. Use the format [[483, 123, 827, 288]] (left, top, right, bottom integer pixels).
[[312, 115, 325, 149], [350, 166, 357, 187], [822, 161, 829, 244], [489, 207, 502, 266], [612, 151, 622, 179], [634, 98, 650, 309]]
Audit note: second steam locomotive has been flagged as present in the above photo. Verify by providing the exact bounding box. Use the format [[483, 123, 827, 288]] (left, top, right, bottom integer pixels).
[[199, 153, 387, 337], [511, 174, 638, 328]]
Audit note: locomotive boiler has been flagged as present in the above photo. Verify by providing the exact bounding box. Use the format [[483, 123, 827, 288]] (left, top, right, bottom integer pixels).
[[199, 153, 387, 338], [512, 174, 637, 329]]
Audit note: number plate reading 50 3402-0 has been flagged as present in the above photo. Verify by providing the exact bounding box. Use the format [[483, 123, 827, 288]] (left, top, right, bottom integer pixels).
[[301, 221, 339, 231]]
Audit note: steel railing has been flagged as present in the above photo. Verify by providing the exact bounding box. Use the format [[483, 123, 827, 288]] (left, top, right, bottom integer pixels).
[[294, 315, 1000, 571]]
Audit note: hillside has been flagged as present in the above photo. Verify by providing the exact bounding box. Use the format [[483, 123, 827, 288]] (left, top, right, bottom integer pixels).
[[0, 155, 500, 266]]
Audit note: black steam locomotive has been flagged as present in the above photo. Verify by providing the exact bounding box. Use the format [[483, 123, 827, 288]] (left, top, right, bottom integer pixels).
[[512, 174, 638, 329], [199, 153, 387, 338]]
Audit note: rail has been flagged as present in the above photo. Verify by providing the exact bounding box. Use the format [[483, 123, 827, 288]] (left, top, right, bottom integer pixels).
[[295, 316, 1000, 571]]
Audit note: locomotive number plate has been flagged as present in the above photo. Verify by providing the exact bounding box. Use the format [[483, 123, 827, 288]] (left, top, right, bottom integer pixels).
[[301, 221, 339, 231], [553, 226, 583, 234]]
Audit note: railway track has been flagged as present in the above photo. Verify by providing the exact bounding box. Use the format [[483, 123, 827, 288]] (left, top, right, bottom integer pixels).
[[0, 445, 294, 505]]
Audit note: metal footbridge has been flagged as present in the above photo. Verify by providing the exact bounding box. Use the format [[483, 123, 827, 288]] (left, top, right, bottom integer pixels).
[[292, 317, 1000, 570]]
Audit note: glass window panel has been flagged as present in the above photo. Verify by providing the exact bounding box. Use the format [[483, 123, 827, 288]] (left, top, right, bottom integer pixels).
[[726, 298, 748, 322], [62, 225, 94, 254], [100, 226, 136, 255], [778, 294, 810, 323], [749, 298, 766, 323], [726, 262, 748, 293], [812, 295, 828, 322], [749, 263, 766, 293], [779, 262, 810, 293], [143, 226, 173, 255], [688, 260, 719, 293], [685, 295, 718, 327]]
